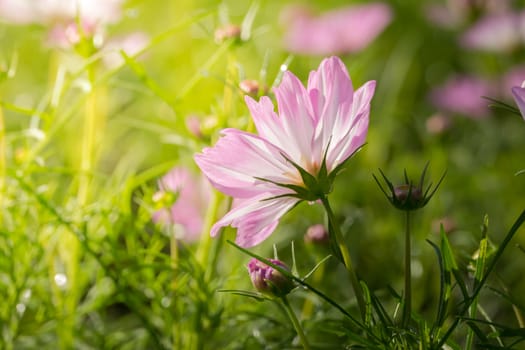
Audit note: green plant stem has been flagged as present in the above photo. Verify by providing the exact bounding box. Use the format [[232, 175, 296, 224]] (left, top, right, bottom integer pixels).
[[435, 209, 525, 349], [170, 226, 179, 350], [196, 190, 222, 268], [320, 196, 366, 321], [301, 260, 325, 319], [0, 105, 5, 218], [281, 296, 311, 350], [402, 210, 412, 327]]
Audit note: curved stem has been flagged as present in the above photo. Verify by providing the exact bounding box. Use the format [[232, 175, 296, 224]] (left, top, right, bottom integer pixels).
[[281, 296, 311, 350], [320, 196, 366, 321], [402, 210, 412, 327]]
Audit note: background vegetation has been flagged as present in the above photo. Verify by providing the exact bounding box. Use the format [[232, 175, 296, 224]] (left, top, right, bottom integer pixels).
[[1, 0, 525, 348]]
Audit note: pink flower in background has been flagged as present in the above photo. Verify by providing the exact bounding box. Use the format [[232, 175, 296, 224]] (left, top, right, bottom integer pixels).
[[512, 84, 525, 120], [425, 0, 510, 28], [0, 0, 124, 49], [0, 0, 123, 25], [153, 167, 210, 243], [430, 75, 494, 118], [460, 11, 525, 52], [195, 56, 375, 247], [281, 3, 392, 55], [102, 32, 150, 68], [501, 65, 525, 98]]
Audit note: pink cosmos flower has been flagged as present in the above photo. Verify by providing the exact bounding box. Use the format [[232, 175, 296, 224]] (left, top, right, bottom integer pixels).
[[511, 84, 525, 120], [281, 3, 392, 55], [153, 167, 210, 243], [195, 56, 375, 247], [424, 0, 510, 29], [0, 0, 123, 26], [460, 11, 525, 52], [429, 75, 494, 119], [0, 0, 123, 50]]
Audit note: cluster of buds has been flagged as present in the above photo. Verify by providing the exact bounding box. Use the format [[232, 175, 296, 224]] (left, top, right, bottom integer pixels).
[[247, 258, 295, 298], [214, 24, 242, 44], [373, 163, 446, 211]]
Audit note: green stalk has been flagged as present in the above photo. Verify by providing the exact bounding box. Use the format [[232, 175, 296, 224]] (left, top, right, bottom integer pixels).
[[61, 62, 102, 349], [301, 261, 325, 319], [195, 190, 222, 267], [402, 210, 412, 327], [281, 296, 311, 350], [0, 105, 5, 216], [170, 225, 180, 350], [320, 196, 366, 321]]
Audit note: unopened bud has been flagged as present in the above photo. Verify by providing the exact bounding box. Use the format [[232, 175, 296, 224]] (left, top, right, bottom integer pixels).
[[185, 115, 203, 139], [304, 224, 329, 245], [374, 163, 446, 212], [247, 258, 294, 298], [214, 24, 241, 43]]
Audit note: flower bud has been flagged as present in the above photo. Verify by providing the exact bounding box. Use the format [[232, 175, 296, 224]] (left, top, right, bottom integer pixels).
[[185, 115, 203, 139], [247, 258, 295, 298], [392, 184, 424, 210], [304, 224, 329, 245], [214, 24, 241, 43], [239, 79, 261, 96], [374, 164, 446, 212]]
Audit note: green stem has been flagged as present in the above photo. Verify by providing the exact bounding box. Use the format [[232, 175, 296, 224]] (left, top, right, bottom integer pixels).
[[170, 226, 179, 350], [320, 196, 366, 321], [281, 296, 311, 350], [0, 105, 5, 218], [402, 210, 412, 327], [301, 260, 325, 319], [195, 190, 222, 267]]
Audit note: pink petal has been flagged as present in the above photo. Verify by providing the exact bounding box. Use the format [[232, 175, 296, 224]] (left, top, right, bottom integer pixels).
[[512, 86, 525, 120], [308, 57, 355, 165], [272, 71, 316, 164], [194, 129, 300, 198], [210, 194, 299, 247], [328, 80, 375, 169]]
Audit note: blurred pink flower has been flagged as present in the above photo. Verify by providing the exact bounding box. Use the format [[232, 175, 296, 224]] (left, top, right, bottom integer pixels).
[[512, 85, 525, 120], [153, 167, 210, 243], [430, 75, 494, 118], [501, 65, 525, 99], [195, 56, 375, 247], [0, 0, 123, 25], [281, 3, 392, 55], [460, 11, 525, 52], [47, 20, 101, 49], [0, 0, 124, 50], [102, 32, 150, 68], [425, 0, 510, 28]]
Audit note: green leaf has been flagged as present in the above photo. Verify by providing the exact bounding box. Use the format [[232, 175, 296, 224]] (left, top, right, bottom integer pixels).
[[218, 289, 267, 302], [302, 255, 332, 281]]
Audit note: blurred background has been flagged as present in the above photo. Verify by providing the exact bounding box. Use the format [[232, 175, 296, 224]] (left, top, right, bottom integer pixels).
[[1, 0, 525, 348]]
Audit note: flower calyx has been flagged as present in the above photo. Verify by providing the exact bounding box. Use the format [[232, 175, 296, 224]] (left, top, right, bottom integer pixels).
[[373, 163, 446, 211]]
